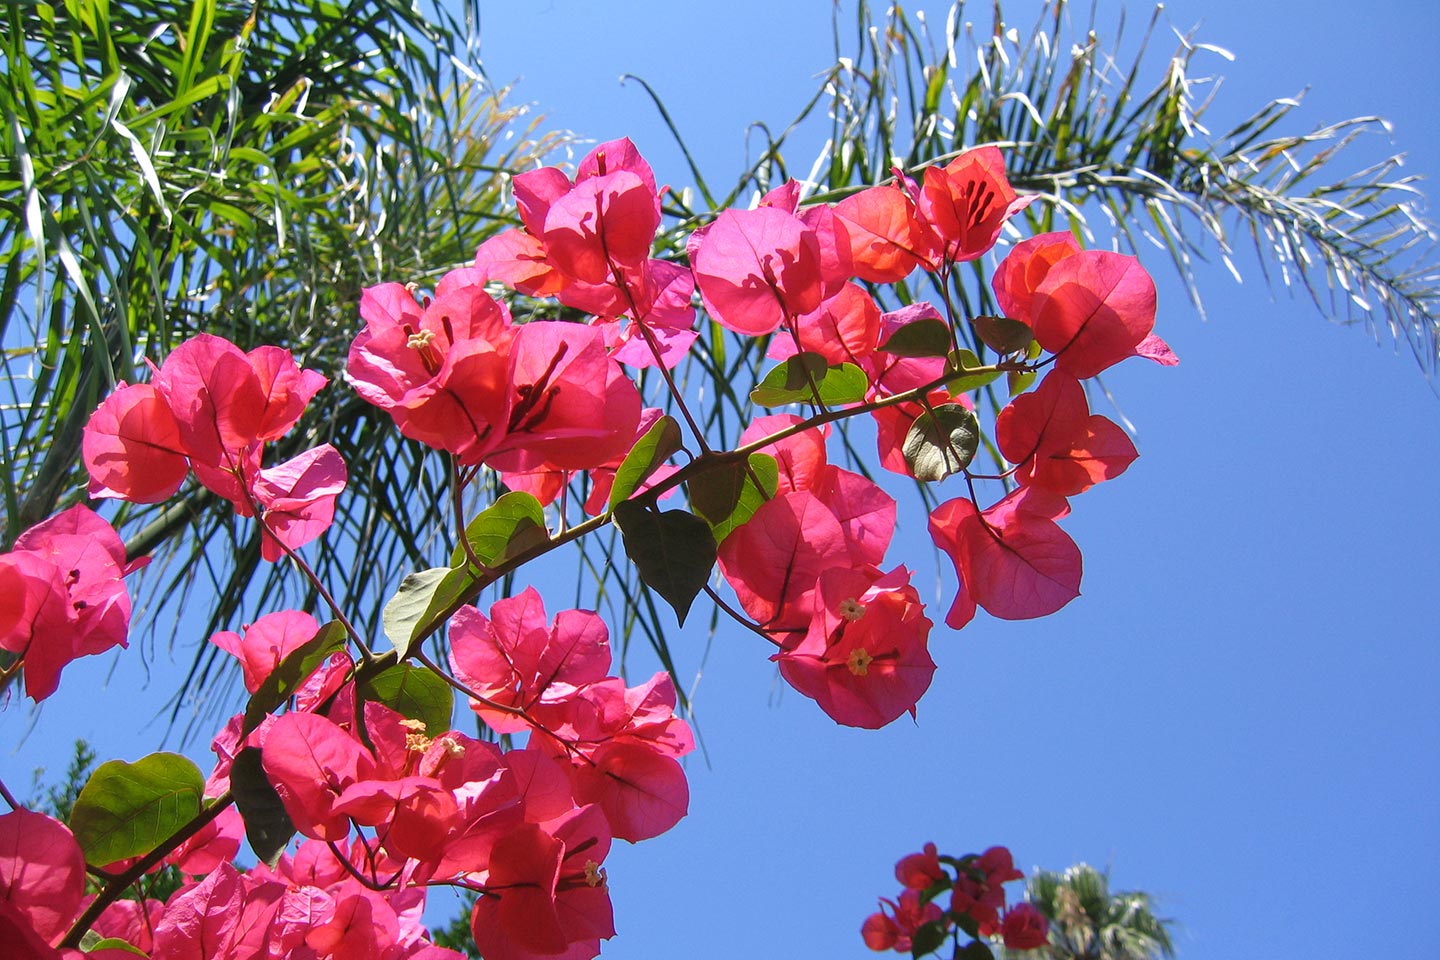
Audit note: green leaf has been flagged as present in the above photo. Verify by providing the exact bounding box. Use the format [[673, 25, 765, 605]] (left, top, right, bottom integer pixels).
[[751, 353, 869, 407], [972, 315, 1034, 354], [383, 567, 463, 659], [609, 415, 683, 508], [956, 939, 995, 960], [1009, 369, 1038, 396], [903, 403, 980, 481], [79, 933, 146, 956], [448, 491, 549, 568], [945, 349, 1002, 393], [612, 501, 717, 626], [359, 663, 454, 735], [243, 620, 348, 736], [687, 453, 778, 545], [229, 746, 294, 869], [909, 918, 949, 958], [923, 60, 948, 115], [69, 753, 205, 866], [879, 317, 953, 357]]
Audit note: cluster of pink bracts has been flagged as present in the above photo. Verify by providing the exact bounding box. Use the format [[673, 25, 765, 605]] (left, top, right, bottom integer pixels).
[[863, 844, 1051, 955], [1, 137, 1170, 960]]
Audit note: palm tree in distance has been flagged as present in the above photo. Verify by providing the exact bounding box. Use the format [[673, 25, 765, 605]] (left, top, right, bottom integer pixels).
[[1016, 864, 1176, 960]]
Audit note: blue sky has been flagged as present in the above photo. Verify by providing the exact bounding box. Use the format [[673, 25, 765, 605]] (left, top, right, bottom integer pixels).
[[5, 2, 1437, 959]]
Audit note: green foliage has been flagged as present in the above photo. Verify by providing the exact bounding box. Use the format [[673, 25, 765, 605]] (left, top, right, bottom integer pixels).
[[430, 889, 483, 959], [0, 0, 559, 728], [903, 404, 981, 481], [612, 502, 718, 626], [69, 752, 205, 865], [31, 739, 97, 821], [610, 415, 684, 508], [750, 354, 870, 407], [360, 663, 455, 736], [1017, 864, 1176, 960], [229, 746, 295, 868]]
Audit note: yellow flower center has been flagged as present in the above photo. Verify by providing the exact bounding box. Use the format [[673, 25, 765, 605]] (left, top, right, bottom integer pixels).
[[847, 647, 873, 676], [839, 597, 866, 621], [583, 860, 607, 888]]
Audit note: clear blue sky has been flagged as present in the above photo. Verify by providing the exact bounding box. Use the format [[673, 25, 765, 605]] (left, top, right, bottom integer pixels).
[[5, 3, 1437, 960]]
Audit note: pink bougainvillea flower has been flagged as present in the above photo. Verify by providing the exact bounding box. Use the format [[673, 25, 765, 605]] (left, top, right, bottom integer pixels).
[[861, 890, 946, 954], [768, 282, 883, 367], [470, 805, 616, 960], [834, 181, 939, 282], [82, 382, 190, 503], [449, 587, 611, 734], [994, 234, 1176, 375], [928, 487, 1082, 629], [333, 776, 460, 865], [485, 321, 642, 475], [522, 671, 692, 841], [601, 259, 698, 370], [541, 170, 660, 286], [1001, 903, 1051, 951], [975, 845, 1025, 885], [472, 228, 567, 299], [209, 609, 320, 694], [992, 231, 1084, 321], [0, 809, 86, 946], [895, 842, 944, 891], [247, 345, 329, 442], [261, 712, 378, 841], [0, 506, 140, 701], [165, 806, 244, 877], [918, 146, 1032, 263], [690, 206, 825, 335], [250, 443, 348, 561], [149, 333, 267, 472], [1029, 250, 1157, 378], [346, 275, 515, 463], [861, 908, 902, 952], [997, 370, 1138, 496], [718, 489, 849, 639], [736, 414, 829, 495], [150, 862, 251, 960], [775, 565, 935, 728]]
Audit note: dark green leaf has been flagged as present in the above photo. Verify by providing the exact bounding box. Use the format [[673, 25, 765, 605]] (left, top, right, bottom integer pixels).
[[229, 746, 294, 869], [945, 349, 1002, 393], [359, 663, 454, 735], [609, 415, 683, 508], [243, 620, 348, 736], [687, 453, 779, 545], [448, 491, 549, 568], [910, 918, 949, 958], [879, 317, 954, 358], [956, 938, 995, 960], [69, 753, 205, 866], [903, 404, 980, 481], [751, 353, 869, 407], [612, 501, 717, 626], [972, 315, 1034, 354]]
